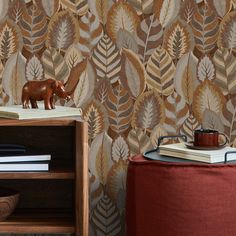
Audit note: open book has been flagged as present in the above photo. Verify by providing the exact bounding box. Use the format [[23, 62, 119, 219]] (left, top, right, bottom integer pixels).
[[0, 104, 81, 120], [159, 143, 236, 163]]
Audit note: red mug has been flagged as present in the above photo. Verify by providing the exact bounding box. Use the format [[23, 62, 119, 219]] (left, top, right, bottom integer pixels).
[[194, 129, 228, 147]]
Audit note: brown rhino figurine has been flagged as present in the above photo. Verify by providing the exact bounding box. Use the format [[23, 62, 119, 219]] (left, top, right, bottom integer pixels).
[[22, 79, 70, 110]]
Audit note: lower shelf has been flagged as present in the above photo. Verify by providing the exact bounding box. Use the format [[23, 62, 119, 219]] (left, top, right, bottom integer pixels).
[[0, 209, 75, 234]]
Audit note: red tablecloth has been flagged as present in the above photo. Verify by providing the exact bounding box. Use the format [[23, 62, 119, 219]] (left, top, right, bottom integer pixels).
[[126, 155, 236, 236]]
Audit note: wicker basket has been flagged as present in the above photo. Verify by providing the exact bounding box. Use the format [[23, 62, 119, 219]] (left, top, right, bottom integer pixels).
[[0, 187, 19, 221]]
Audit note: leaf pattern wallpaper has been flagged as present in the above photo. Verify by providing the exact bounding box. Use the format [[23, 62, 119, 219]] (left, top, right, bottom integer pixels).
[[1, 0, 236, 235]]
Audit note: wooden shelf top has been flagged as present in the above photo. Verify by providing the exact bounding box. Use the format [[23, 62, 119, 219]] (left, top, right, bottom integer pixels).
[[0, 209, 75, 234], [0, 117, 83, 126], [0, 168, 75, 179]]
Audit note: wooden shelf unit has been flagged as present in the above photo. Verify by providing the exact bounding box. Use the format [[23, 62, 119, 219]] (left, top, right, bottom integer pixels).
[[0, 118, 89, 236]]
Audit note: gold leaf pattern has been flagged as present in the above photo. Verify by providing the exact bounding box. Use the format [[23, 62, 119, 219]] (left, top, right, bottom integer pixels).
[[111, 135, 130, 161], [213, 47, 236, 96], [46, 10, 79, 51], [197, 54, 215, 81], [83, 99, 109, 143], [154, 0, 181, 27], [8, 0, 26, 24], [107, 159, 128, 201], [60, 0, 88, 16], [163, 18, 194, 61], [174, 52, 199, 104], [191, 4, 219, 54], [120, 48, 146, 98], [127, 0, 154, 15], [78, 11, 103, 57], [131, 90, 165, 130], [164, 91, 189, 134], [106, 1, 140, 41], [0, 18, 22, 59], [127, 128, 152, 156], [106, 84, 133, 134], [179, 0, 197, 24], [217, 11, 236, 50], [208, 0, 232, 18], [146, 46, 175, 96], [20, 4, 47, 54], [192, 80, 225, 122]]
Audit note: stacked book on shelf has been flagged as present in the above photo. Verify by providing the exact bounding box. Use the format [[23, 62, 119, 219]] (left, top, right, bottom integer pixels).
[[158, 143, 236, 163], [0, 144, 50, 171]]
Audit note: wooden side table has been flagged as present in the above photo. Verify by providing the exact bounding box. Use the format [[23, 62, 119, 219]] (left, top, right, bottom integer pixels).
[[126, 155, 236, 236]]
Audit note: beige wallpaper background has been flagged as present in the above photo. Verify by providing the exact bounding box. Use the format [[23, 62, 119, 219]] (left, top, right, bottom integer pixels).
[[0, 0, 236, 235]]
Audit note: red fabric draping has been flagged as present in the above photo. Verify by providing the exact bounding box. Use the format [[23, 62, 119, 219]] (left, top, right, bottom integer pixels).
[[126, 155, 236, 236]]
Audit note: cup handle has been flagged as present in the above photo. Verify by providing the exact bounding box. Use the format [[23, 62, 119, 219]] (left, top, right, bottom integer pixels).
[[218, 132, 228, 147]]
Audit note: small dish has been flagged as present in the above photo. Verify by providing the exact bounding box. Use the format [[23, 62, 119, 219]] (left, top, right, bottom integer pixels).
[[185, 141, 226, 150]]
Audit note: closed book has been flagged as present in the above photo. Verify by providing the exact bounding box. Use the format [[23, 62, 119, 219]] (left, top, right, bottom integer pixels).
[[0, 153, 51, 163], [0, 103, 81, 120], [159, 143, 236, 163], [0, 161, 49, 171]]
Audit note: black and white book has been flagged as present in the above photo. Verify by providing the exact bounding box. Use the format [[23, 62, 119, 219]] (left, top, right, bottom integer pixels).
[[0, 153, 51, 163], [0, 161, 49, 171]]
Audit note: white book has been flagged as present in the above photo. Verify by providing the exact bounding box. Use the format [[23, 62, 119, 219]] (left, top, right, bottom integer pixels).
[[159, 143, 236, 163], [0, 162, 49, 171], [0, 103, 81, 120], [0, 154, 51, 163]]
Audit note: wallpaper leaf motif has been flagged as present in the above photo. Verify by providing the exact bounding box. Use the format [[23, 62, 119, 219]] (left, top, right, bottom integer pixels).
[[202, 109, 224, 132], [64, 60, 87, 95], [154, 0, 181, 28], [164, 91, 189, 134], [2, 52, 26, 105], [8, 0, 26, 24], [36, 0, 60, 17], [106, 84, 133, 134], [179, 0, 196, 24], [94, 77, 111, 104], [112, 135, 130, 161], [213, 47, 236, 96], [41, 47, 69, 81], [163, 18, 194, 62], [89, 132, 112, 182], [191, 4, 219, 54], [120, 48, 146, 98], [60, 0, 88, 16], [107, 159, 128, 201], [150, 124, 168, 148], [179, 114, 201, 141], [106, 1, 140, 41], [25, 54, 44, 81], [73, 60, 96, 108], [131, 90, 165, 130], [78, 11, 103, 57], [83, 99, 109, 143], [217, 11, 236, 50], [0, 0, 9, 22], [91, 195, 121, 236], [192, 80, 225, 122], [89, 0, 110, 25], [208, 0, 232, 18], [197, 54, 215, 81], [127, 0, 154, 15], [0, 18, 22, 60], [146, 46, 175, 96], [46, 10, 79, 51], [174, 52, 199, 105], [136, 14, 163, 65], [116, 29, 138, 53], [92, 34, 121, 84], [20, 4, 47, 54], [127, 128, 152, 156], [64, 44, 83, 69], [220, 97, 236, 145]]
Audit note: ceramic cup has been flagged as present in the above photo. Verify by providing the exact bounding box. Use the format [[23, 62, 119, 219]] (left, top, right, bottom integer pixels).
[[194, 129, 228, 147]]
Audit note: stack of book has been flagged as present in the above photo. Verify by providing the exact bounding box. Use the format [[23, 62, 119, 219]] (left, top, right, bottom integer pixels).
[[0, 144, 50, 171], [158, 143, 236, 163]]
